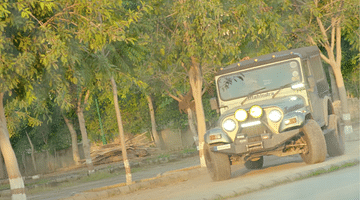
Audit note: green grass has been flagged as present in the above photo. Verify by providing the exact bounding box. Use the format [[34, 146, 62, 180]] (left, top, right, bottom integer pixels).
[[0, 184, 9, 191], [300, 162, 357, 179], [26, 166, 144, 195], [79, 171, 116, 183], [157, 153, 170, 159], [180, 147, 197, 154]]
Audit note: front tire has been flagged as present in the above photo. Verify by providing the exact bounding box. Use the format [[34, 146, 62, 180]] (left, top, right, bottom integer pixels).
[[300, 119, 327, 164], [325, 114, 345, 156], [204, 143, 231, 181], [244, 156, 264, 170]]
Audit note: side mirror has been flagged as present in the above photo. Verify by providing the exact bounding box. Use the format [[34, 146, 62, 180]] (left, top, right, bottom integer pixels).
[[210, 97, 219, 112], [307, 75, 315, 92]]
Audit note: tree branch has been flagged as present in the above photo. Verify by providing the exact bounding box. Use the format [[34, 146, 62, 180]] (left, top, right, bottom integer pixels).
[[42, 3, 80, 27], [28, 12, 43, 26], [201, 84, 208, 96], [320, 52, 332, 64], [181, 62, 188, 73], [316, 17, 330, 45], [77, 90, 83, 110], [84, 89, 90, 105], [166, 90, 181, 102], [330, 18, 336, 53], [335, 23, 341, 67]]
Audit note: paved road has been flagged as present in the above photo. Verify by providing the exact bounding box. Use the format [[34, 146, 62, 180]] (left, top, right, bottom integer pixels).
[[231, 165, 360, 200]]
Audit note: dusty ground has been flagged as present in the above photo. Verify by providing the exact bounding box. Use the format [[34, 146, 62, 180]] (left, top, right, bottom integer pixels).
[[1, 118, 356, 200], [106, 123, 359, 200], [26, 155, 200, 200]]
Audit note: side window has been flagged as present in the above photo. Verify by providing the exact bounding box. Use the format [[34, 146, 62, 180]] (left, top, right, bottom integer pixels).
[[310, 56, 325, 81]]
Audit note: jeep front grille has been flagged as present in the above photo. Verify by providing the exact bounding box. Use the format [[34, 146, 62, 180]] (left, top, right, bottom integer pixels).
[[239, 122, 270, 138]]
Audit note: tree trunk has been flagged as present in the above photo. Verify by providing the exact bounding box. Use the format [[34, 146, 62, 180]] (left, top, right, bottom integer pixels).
[[188, 58, 207, 168], [0, 152, 5, 179], [77, 91, 94, 173], [0, 93, 26, 200], [146, 95, 163, 149], [328, 66, 340, 101], [186, 107, 198, 145], [25, 131, 36, 173], [110, 76, 132, 185], [332, 66, 353, 136], [21, 153, 26, 176], [62, 114, 80, 166], [325, 22, 353, 137]]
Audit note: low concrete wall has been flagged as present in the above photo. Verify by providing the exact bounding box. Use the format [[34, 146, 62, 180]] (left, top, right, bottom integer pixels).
[[0, 144, 86, 178], [24, 144, 85, 176], [347, 98, 360, 119], [160, 128, 196, 150], [334, 98, 360, 119]]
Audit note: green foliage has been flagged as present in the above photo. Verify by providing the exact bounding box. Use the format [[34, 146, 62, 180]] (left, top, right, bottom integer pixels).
[[342, 39, 360, 98], [155, 95, 188, 130], [2, 0, 358, 160], [202, 89, 219, 129], [85, 85, 151, 142]]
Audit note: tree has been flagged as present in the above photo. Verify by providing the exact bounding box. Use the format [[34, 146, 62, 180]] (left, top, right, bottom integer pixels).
[[62, 112, 80, 165], [0, 94, 26, 199], [146, 94, 163, 149], [0, 0, 57, 198], [152, 0, 240, 167], [76, 89, 95, 173], [291, 0, 358, 137], [110, 76, 132, 184]]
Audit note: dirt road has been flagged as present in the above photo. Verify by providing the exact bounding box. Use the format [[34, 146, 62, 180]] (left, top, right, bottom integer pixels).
[[106, 125, 359, 200], [28, 156, 201, 200]]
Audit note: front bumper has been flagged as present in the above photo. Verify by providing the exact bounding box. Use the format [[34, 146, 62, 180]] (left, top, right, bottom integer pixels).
[[208, 129, 300, 155]]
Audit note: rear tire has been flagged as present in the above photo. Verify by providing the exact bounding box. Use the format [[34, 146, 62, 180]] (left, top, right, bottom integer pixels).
[[204, 143, 231, 181], [325, 115, 345, 156], [244, 156, 264, 170], [300, 119, 327, 164]]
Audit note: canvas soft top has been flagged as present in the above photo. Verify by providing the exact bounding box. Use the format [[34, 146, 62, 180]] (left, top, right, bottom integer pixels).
[[216, 46, 320, 76]]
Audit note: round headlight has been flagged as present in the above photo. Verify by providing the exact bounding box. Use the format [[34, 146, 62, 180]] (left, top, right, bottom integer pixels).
[[249, 105, 263, 118], [268, 109, 282, 122], [235, 109, 247, 122], [222, 119, 236, 132]]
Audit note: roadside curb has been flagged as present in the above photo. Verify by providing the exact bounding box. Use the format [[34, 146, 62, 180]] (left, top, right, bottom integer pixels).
[[63, 156, 359, 200], [0, 150, 198, 199], [63, 165, 206, 200], [217, 157, 359, 200]]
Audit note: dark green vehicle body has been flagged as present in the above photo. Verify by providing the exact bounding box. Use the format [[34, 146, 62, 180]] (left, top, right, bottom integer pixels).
[[205, 46, 334, 161]]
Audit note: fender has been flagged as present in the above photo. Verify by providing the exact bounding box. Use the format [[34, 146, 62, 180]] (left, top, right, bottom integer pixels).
[[322, 96, 332, 126], [279, 107, 308, 132], [204, 127, 232, 145]]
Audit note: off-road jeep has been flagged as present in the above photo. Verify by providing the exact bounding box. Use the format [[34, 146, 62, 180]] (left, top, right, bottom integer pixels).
[[204, 46, 345, 181]]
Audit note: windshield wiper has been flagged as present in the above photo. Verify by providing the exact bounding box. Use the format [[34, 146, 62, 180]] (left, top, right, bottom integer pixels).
[[241, 87, 266, 105], [272, 82, 293, 99]]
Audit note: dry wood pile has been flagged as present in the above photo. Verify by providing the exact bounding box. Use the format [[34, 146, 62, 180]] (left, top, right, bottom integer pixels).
[[85, 132, 156, 165]]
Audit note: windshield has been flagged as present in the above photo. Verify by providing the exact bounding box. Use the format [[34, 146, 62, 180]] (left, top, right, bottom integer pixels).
[[217, 60, 302, 101]]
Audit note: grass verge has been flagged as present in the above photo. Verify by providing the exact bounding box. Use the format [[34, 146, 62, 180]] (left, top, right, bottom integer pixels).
[[26, 166, 143, 195]]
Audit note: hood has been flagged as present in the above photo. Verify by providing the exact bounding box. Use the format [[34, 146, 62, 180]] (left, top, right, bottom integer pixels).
[[219, 95, 306, 121]]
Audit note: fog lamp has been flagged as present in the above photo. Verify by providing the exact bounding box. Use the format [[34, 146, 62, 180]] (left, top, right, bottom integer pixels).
[[250, 105, 263, 118], [235, 109, 248, 121]]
